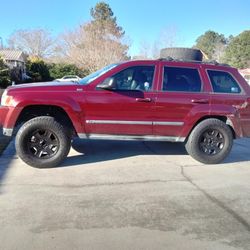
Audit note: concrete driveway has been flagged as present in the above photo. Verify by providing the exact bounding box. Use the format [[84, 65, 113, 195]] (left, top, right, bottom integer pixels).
[[0, 138, 250, 250]]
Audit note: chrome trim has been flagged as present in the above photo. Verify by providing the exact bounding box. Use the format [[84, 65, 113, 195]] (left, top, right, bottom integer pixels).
[[78, 133, 185, 142], [3, 128, 13, 137], [86, 120, 184, 126], [86, 120, 152, 125], [240, 118, 250, 121], [153, 121, 184, 126]]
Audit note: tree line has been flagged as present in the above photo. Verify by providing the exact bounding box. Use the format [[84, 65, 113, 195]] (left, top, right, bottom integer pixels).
[[0, 1, 249, 88], [194, 30, 250, 69]]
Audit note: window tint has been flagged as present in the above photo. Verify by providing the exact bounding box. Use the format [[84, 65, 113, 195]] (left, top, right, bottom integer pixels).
[[207, 70, 241, 93], [162, 67, 201, 92], [102, 66, 155, 91]]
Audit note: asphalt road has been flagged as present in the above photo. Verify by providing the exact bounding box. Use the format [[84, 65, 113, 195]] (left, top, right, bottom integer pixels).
[[0, 138, 250, 250]]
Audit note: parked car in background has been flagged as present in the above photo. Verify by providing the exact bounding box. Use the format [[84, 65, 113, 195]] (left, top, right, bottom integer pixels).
[[55, 75, 81, 83]]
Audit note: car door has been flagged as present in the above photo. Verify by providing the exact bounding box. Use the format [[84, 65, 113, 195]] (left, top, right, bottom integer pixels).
[[153, 62, 210, 140], [205, 68, 250, 136], [83, 62, 159, 136]]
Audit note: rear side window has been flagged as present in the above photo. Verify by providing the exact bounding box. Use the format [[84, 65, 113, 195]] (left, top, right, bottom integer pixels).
[[162, 67, 202, 92], [207, 70, 241, 94]]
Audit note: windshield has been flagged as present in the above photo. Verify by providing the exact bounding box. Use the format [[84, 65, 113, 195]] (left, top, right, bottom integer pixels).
[[79, 63, 119, 85]]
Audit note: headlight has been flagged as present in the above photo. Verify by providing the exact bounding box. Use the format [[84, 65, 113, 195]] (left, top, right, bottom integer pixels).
[[0, 90, 14, 107]]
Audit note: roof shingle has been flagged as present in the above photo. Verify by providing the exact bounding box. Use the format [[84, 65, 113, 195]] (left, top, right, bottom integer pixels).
[[0, 49, 25, 62]]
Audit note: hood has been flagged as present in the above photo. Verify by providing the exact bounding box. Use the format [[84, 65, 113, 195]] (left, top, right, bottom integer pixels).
[[7, 81, 77, 90]]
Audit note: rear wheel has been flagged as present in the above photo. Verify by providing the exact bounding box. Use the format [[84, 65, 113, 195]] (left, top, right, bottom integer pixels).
[[16, 116, 71, 168], [185, 119, 233, 164]]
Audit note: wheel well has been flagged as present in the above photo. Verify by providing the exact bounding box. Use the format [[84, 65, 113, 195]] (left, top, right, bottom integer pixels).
[[188, 116, 236, 139], [16, 105, 76, 136]]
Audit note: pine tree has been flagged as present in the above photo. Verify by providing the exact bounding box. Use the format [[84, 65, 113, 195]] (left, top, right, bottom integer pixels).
[[223, 30, 250, 68], [63, 1, 129, 72], [194, 30, 227, 60]]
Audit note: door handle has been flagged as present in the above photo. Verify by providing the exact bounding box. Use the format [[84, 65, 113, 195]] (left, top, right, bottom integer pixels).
[[135, 98, 152, 102], [191, 99, 209, 104]]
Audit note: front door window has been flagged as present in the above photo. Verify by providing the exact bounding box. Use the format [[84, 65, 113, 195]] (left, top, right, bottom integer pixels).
[[101, 66, 155, 92]]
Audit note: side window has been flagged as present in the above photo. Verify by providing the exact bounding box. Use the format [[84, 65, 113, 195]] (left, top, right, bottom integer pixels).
[[102, 66, 155, 91], [162, 67, 201, 92], [207, 70, 241, 94]]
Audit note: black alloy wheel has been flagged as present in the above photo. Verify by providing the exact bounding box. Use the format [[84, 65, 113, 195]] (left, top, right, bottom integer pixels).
[[199, 129, 225, 156], [27, 129, 59, 159]]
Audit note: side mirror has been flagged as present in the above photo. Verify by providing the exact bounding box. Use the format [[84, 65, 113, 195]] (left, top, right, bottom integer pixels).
[[96, 77, 116, 90]]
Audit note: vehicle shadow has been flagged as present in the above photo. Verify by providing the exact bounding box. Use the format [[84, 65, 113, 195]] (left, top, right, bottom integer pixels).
[[224, 138, 250, 164], [0, 133, 15, 193], [60, 139, 187, 168], [60, 138, 250, 168]]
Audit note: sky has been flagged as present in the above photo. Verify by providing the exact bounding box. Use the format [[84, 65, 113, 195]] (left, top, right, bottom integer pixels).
[[0, 0, 249, 56]]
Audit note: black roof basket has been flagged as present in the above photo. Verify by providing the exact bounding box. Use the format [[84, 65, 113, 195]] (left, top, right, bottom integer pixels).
[[158, 57, 230, 67]]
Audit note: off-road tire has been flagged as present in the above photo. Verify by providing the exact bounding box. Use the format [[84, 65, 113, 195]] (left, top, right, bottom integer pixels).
[[185, 119, 233, 164], [160, 48, 203, 61], [16, 116, 71, 168]]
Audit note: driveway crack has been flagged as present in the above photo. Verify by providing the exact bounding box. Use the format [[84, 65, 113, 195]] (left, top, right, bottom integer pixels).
[[0, 179, 187, 189], [181, 165, 250, 232]]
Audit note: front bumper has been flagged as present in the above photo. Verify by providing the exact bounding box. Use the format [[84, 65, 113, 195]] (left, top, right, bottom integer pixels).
[[0, 106, 9, 126], [2, 128, 13, 136], [0, 106, 21, 137]]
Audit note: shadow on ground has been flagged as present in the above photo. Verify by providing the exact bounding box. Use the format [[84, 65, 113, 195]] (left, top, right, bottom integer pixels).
[[60, 139, 187, 168], [60, 138, 250, 168], [0, 129, 14, 191]]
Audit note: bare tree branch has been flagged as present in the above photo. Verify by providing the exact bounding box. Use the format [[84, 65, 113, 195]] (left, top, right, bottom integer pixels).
[[8, 29, 55, 58]]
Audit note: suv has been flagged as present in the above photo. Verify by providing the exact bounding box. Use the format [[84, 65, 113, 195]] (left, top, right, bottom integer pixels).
[[1, 59, 250, 168]]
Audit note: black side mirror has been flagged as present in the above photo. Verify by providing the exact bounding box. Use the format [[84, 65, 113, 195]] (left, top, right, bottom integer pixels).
[[96, 77, 116, 90]]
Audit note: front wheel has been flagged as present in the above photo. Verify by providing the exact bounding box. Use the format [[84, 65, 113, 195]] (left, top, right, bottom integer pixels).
[[16, 116, 71, 168], [185, 119, 233, 164]]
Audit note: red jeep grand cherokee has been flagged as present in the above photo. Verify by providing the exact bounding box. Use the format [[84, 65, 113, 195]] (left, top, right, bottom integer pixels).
[[1, 59, 250, 168]]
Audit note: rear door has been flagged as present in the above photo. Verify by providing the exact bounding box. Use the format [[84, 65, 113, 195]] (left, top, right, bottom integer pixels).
[[205, 67, 250, 137], [153, 62, 210, 140]]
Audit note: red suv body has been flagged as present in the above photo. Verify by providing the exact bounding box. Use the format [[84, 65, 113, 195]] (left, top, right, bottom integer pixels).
[[1, 59, 250, 167]]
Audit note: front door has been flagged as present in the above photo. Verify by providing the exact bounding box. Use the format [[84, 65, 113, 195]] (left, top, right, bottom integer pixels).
[[83, 64, 158, 136]]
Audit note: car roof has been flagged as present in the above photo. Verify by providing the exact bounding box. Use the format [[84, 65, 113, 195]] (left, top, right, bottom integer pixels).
[[120, 59, 234, 70]]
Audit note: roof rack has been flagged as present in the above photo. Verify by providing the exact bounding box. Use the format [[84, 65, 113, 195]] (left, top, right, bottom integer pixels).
[[158, 57, 230, 67]]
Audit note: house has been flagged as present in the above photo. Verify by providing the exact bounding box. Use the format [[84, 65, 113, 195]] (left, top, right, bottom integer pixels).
[[239, 68, 250, 85], [0, 49, 28, 82]]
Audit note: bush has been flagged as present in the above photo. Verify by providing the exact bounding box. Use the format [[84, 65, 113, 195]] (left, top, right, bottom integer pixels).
[[25, 57, 88, 83], [25, 58, 51, 82], [0, 57, 11, 88], [48, 63, 88, 80]]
